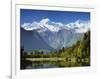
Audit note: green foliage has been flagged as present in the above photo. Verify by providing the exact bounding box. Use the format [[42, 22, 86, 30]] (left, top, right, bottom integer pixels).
[[21, 31, 90, 66], [50, 31, 90, 65]]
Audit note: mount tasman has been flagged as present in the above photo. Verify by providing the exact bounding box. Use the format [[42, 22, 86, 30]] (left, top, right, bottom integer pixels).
[[21, 18, 90, 52]]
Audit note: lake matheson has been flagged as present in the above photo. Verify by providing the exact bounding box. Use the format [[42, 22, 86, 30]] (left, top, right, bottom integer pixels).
[[20, 9, 90, 69]]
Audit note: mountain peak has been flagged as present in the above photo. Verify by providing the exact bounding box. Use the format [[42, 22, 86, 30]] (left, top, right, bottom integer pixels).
[[21, 18, 90, 34], [21, 18, 90, 51]]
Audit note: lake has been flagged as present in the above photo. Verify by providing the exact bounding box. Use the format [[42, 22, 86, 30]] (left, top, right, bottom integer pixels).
[[21, 58, 90, 69]]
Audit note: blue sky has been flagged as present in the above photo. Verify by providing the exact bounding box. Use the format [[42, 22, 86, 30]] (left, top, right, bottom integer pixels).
[[20, 9, 90, 52], [20, 9, 90, 25]]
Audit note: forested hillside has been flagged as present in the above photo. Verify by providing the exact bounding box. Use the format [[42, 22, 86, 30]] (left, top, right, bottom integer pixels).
[[57, 31, 90, 66], [21, 31, 90, 69]]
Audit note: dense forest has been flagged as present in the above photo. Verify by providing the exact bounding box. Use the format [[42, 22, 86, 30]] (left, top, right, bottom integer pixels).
[[21, 31, 90, 69]]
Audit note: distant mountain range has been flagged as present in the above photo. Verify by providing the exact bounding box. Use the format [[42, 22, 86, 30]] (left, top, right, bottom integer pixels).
[[21, 19, 90, 52]]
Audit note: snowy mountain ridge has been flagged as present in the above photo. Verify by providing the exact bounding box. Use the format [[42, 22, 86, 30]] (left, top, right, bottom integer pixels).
[[21, 18, 90, 33]]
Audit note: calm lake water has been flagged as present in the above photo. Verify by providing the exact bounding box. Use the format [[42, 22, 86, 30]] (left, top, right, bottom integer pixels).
[[21, 58, 90, 69]]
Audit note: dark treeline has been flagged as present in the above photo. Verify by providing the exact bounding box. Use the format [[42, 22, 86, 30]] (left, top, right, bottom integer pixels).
[[21, 31, 90, 66]]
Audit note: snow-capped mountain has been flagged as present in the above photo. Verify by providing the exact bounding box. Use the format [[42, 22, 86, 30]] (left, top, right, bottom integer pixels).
[[21, 18, 90, 33], [21, 27, 55, 52], [21, 18, 60, 32], [66, 20, 90, 33], [21, 18, 90, 51]]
